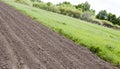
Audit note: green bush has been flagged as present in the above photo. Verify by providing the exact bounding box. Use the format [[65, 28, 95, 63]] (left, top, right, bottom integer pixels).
[[102, 20, 114, 28], [58, 6, 82, 18], [15, 0, 32, 6], [30, 0, 41, 2], [114, 24, 120, 29], [72, 10, 82, 18], [33, 2, 48, 10], [106, 44, 115, 51], [90, 18, 103, 25], [89, 46, 101, 53], [33, 2, 60, 13], [81, 11, 91, 21], [101, 54, 113, 62]]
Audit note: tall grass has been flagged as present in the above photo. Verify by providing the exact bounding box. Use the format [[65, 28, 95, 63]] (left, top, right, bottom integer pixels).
[[2, 0, 120, 67]]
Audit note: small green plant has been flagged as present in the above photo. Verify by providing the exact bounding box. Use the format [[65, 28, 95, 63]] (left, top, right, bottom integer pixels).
[[32, 17, 37, 20], [62, 22, 66, 25], [101, 54, 113, 62], [106, 44, 115, 51], [57, 28, 63, 35], [116, 62, 120, 67], [102, 20, 114, 28], [89, 46, 101, 53]]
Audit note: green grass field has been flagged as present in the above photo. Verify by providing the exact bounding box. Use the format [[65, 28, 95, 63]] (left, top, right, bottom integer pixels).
[[2, 0, 120, 67]]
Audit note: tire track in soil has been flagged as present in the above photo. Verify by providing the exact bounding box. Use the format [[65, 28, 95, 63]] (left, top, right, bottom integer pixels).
[[0, 1, 119, 69]]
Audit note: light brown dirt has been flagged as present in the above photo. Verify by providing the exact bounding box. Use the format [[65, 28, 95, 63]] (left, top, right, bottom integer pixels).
[[0, 1, 119, 69]]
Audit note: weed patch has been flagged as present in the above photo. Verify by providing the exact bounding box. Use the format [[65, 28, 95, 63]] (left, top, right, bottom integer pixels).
[[89, 46, 101, 53]]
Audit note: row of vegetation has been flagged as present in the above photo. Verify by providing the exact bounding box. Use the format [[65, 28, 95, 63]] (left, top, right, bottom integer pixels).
[[96, 10, 120, 25], [32, 1, 95, 20], [15, 0, 120, 29]]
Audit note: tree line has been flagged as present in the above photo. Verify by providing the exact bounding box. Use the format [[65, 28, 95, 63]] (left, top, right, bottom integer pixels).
[[15, 0, 120, 29], [96, 10, 120, 25], [32, 0, 95, 20]]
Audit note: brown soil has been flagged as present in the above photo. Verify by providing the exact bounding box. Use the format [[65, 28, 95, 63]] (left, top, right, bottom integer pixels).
[[0, 1, 119, 69]]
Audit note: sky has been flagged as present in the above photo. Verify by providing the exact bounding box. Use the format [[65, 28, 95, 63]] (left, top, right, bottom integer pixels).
[[41, 0, 120, 17]]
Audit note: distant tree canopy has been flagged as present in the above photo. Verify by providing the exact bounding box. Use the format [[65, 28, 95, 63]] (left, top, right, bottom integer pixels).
[[96, 10, 108, 20], [96, 10, 120, 25]]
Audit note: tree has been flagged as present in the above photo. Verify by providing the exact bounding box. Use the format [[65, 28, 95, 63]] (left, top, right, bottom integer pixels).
[[47, 2, 53, 6], [96, 10, 120, 25], [117, 17, 120, 25], [109, 14, 116, 24], [76, 1, 90, 12], [107, 13, 113, 21], [62, 1, 71, 5], [107, 13, 117, 24], [116, 17, 120, 25], [96, 10, 108, 20], [30, 0, 41, 2], [84, 1, 90, 11], [57, 1, 72, 6], [90, 9, 95, 15]]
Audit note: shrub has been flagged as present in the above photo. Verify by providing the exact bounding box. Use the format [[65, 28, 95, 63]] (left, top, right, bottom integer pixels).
[[102, 20, 114, 28], [106, 44, 115, 51], [58, 6, 82, 18], [90, 18, 103, 25], [114, 24, 120, 29], [58, 7, 67, 15], [15, 0, 32, 6], [72, 10, 82, 18], [33, 2, 48, 10], [33, 2, 60, 13], [30, 0, 41, 2], [50, 7, 60, 13], [101, 54, 113, 62], [81, 11, 91, 21]]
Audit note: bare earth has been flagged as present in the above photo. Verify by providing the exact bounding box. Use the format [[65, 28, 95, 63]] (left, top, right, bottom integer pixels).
[[0, 1, 119, 69]]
